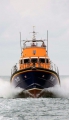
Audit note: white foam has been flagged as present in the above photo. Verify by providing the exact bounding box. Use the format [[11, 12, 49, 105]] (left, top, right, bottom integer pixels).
[[44, 76, 69, 98], [0, 78, 23, 98]]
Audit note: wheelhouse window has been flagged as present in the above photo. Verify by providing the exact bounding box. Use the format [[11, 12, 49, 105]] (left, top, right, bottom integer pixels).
[[24, 59, 30, 63], [39, 58, 45, 63], [19, 60, 22, 64], [46, 59, 49, 63], [31, 58, 37, 63]]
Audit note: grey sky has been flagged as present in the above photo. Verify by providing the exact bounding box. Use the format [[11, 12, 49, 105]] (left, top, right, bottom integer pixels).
[[0, 0, 69, 75]]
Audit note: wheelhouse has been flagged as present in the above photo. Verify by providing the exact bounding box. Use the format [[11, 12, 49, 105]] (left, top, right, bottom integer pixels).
[[19, 57, 50, 69]]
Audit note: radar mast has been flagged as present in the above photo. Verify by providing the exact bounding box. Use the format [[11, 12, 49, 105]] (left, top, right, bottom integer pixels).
[[30, 26, 38, 42]]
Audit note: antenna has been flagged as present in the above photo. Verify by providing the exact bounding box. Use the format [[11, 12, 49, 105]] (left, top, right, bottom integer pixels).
[[47, 30, 48, 54], [20, 32, 22, 55]]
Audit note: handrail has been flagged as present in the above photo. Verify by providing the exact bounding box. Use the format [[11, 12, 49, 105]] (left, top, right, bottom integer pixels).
[[11, 61, 59, 76], [23, 44, 46, 49]]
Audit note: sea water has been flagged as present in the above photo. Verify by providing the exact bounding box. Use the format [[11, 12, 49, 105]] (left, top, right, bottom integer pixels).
[[0, 75, 69, 120]]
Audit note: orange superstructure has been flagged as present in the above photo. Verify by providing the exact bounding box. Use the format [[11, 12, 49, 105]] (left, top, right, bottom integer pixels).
[[23, 47, 47, 57], [19, 41, 50, 70]]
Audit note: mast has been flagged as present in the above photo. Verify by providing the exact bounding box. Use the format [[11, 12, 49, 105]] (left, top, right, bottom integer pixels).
[[30, 26, 38, 42], [32, 26, 36, 41]]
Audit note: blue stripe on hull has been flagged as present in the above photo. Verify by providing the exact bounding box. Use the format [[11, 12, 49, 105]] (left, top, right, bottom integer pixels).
[[11, 70, 60, 90]]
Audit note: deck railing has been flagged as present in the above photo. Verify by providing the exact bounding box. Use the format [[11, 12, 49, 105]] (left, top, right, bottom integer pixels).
[[50, 61, 59, 75], [11, 61, 59, 76]]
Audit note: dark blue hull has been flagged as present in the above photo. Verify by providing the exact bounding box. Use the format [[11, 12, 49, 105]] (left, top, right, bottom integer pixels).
[[10, 67, 60, 97]]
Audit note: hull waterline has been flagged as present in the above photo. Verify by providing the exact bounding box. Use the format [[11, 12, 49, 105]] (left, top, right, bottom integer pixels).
[[10, 67, 60, 98]]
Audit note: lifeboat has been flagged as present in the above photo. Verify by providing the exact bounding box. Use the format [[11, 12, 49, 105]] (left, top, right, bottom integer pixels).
[[10, 28, 60, 98]]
